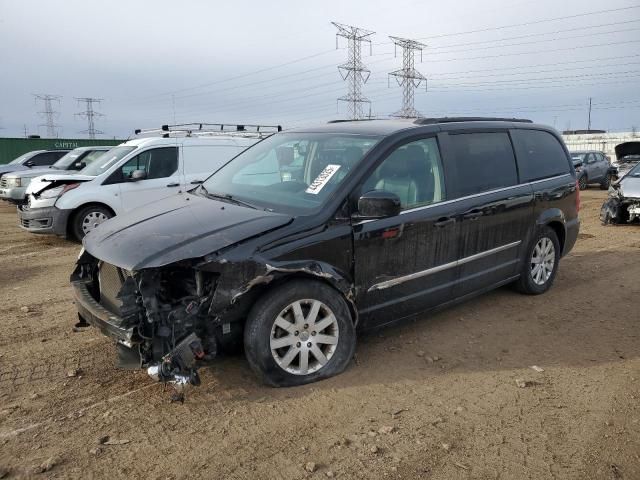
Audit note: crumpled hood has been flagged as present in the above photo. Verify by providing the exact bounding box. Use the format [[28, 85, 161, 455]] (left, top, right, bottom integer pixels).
[[83, 193, 293, 270], [26, 173, 95, 195]]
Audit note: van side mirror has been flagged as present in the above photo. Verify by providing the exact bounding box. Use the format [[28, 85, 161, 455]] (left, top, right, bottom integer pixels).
[[25, 160, 35, 167], [357, 190, 401, 219], [130, 169, 147, 181]]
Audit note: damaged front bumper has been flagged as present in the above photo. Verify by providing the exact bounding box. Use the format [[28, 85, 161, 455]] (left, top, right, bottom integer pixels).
[[72, 279, 138, 346], [17, 204, 71, 236], [600, 185, 640, 225]]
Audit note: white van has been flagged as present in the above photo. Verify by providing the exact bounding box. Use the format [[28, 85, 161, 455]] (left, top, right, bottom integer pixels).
[[18, 127, 272, 240]]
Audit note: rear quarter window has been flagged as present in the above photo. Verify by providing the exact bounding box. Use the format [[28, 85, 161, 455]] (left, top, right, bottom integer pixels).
[[511, 129, 570, 182], [447, 132, 518, 198]]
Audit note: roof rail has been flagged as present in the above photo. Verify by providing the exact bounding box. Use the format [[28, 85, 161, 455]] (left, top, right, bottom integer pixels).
[[327, 119, 378, 124], [414, 117, 533, 125], [133, 122, 283, 138]]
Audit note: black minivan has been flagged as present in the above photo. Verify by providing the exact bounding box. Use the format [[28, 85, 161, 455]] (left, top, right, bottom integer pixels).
[[72, 118, 580, 387]]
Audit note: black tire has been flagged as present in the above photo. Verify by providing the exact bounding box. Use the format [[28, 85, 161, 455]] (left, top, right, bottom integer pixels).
[[578, 175, 588, 190], [71, 205, 113, 241], [514, 226, 561, 295], [599, 173, 612, 190], [244, 279, 356, 387]]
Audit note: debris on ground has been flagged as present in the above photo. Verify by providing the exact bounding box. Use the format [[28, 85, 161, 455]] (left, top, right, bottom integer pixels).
[[66, 368, 82, 378], [515, 378, 536, 388], [378, 425, 395, 434], [441, 443, 452, 452], [370, 445, 380, 454], [304, 462, 316, 473], [530, 365, 545, 373], [103, 439, 130, 445], [20, 306, 30, 313], [33, 456, 59, 474]]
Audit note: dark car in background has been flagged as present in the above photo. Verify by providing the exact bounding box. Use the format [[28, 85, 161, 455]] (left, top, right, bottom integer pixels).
[[71, 118, 579, 389], [570, 150, 615, 190], [613, 141, 640, 179], [0, 150, 70, 178]]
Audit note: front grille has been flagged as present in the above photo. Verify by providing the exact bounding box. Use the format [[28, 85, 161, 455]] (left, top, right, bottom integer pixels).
[[98, 262, 125, 314], [0, 177, 7, 188]]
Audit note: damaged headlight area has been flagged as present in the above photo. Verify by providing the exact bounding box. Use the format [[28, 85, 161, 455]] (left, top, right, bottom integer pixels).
[[71, 251, 222, 390], [600, 185, 640, 225]]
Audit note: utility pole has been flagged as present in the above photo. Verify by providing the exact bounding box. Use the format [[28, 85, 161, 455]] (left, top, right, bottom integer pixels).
[[388, 37, 428, 118], [33, 94, 62, 137], [587, 97, 592, 130], [75, 97, 104, 139], [332, 22, 375, 120]]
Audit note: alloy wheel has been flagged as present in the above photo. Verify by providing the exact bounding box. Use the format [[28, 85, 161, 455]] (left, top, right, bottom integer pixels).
[[270, 299, 339, 375], [530, 237, 555, 286]]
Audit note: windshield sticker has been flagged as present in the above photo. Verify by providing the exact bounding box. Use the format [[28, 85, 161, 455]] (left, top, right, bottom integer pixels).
[[305, 164, 341, 194]]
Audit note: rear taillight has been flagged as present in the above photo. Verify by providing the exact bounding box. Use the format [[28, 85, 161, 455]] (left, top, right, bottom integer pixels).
[[575, 179, 581, 213]]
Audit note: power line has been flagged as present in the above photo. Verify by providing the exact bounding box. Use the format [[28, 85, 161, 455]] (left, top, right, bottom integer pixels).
[[75, 97, 104, 139], [33, 94, 62, 138], [332, 22, 375, 120], [388, 36, 428, 118], [377, 4, 640, 44]]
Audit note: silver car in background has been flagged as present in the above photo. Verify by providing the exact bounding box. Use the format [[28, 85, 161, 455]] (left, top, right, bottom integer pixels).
[[0, 146, 112, 204]]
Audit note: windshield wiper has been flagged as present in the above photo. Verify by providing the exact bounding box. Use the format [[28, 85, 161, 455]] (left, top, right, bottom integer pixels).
[[203, 190, 258, 209]]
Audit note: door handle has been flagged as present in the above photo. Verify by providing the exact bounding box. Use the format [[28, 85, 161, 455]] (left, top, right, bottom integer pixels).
[[462, 210, 483, 220], [434, 217, 455, 228], [166, 182, 180, 187]]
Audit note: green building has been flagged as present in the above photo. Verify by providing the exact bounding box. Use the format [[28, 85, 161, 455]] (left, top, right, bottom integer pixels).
[[0, 137, 125, 164]]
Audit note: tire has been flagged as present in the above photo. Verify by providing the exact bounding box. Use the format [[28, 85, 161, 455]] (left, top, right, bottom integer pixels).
[[599, 173, 612, 190], [244, 279, 356, 387], [578, 175, 588, 190], [71, 205, 113, 241], [514, 226, 561, 295]]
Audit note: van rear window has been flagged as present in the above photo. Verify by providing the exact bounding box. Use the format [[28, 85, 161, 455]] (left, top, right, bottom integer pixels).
[[511, 129, 570, 182]]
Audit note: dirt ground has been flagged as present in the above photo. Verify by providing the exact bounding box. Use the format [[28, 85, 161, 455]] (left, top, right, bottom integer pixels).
[[0, 189, 639, 480]]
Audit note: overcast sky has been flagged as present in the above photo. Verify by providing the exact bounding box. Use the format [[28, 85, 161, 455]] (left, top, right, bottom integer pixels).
[[1, 0, 639, 139]]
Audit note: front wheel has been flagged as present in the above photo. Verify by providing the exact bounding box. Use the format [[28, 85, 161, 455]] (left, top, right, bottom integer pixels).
[[244, 280, 356, 387], [599, 173, 612, 190], [578, 175, 588, 190], [71, 205, 113, 241], [514, 226, 561, 295]]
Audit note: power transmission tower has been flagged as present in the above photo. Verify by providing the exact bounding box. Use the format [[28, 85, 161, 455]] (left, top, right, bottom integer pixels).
[[33, 94, 62, 137], [332, 22, 375, 120], [75, 97, 104, 139], [388, 36, 428, 118]]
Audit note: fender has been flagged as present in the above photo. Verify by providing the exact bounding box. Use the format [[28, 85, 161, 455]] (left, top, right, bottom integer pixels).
[[200, 255, 358, 326]]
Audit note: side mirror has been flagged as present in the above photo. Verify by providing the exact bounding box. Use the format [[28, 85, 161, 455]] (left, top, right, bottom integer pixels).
[[74, 161, 86, 170], [357, 190, 401, 219], [130, 169, 147, 181], [25, 160, 35, 167]]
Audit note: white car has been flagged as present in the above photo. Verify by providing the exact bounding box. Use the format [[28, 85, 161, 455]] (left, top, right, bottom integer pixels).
[[18, 132, 264, 240]]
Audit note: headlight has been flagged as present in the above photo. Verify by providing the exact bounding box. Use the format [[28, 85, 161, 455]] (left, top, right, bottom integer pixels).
[[5, 177, 21, 187], [39, 183, 80, 199]]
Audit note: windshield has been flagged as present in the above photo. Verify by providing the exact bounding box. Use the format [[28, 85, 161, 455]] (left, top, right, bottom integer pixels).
[[80, 146, 136, 176], [200, 133, 380, 215], [52, 149, 83, 169], [571, 153, 586, 163], [627, 162, 640, 177], [9, 152, 36, 165]]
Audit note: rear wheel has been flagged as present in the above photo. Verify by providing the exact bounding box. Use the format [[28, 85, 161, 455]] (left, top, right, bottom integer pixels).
[[244, 280, 356, 387], [578, 175, 588, 190], [71, 205, 113, 241], [599, 173, 612, 190], [514, 226, 560, 295]]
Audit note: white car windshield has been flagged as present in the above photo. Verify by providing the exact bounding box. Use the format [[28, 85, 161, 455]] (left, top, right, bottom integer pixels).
[[80, 146, 136, 176]]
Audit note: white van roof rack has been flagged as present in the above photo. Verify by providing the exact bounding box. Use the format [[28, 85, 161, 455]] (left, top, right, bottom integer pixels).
[[132, 123, 283, 139]]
